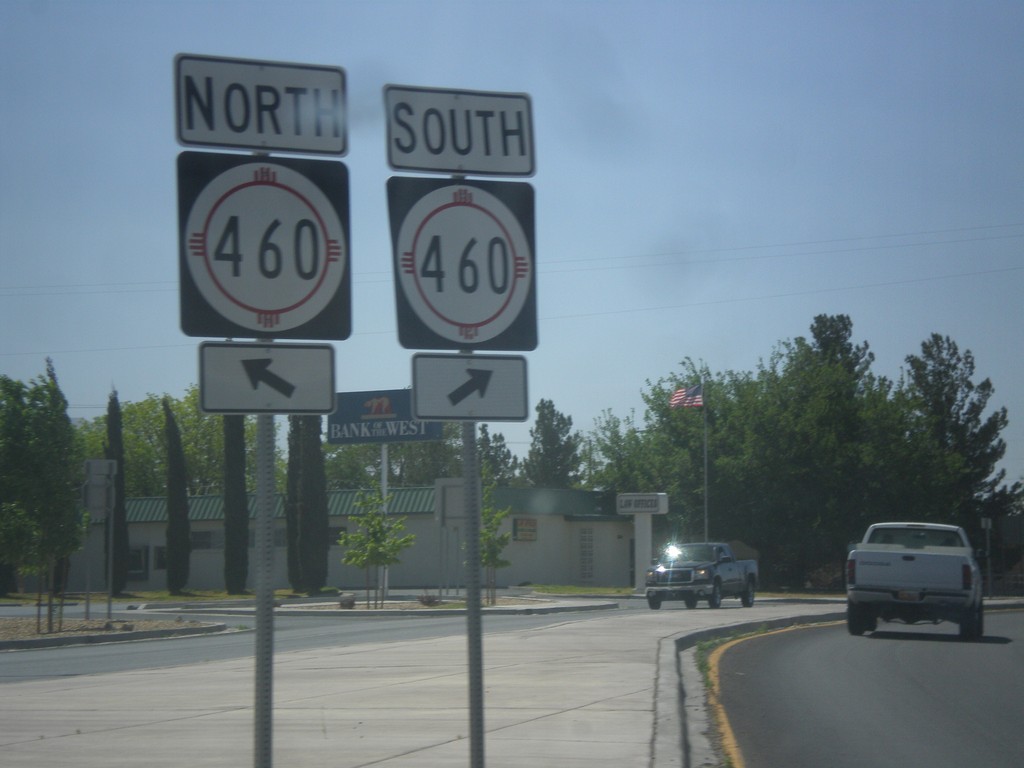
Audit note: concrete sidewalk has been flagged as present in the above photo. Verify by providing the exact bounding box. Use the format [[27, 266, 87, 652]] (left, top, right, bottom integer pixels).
[[0, 600, 846, 768]]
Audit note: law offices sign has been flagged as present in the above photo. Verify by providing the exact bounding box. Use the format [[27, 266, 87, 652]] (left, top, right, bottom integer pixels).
[[327, 388, 442, 444]]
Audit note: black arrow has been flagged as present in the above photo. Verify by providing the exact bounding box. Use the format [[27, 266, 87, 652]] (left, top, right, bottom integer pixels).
[[242, 358, 296, 398], [448, 368, 493, 406]]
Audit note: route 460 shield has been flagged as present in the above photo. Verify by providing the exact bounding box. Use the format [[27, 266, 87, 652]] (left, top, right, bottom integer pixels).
[[388, 177, 536, 351]]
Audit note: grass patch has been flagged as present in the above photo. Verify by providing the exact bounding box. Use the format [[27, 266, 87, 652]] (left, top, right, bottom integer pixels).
[[528, 584, 635, 596]]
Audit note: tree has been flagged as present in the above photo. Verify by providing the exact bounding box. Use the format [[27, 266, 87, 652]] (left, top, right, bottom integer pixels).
[[222, 415, 248, 594], [388, 422, 462, 485], [75, 388, 268, 500], [479, 473, 512, 605], [0, 502, 42, 593], [323, 442, 378, 490], [0, 364, 82, 628], [337, 488, 415, 607], [478, 424, 520, 486], [105, 390, 130, 595], [285, 415, 330, 594], [905, 334, 1019, 532], [297, 415, 329, 594], [590, 408, 665, 496], [163, 398, 190, 594], [522, 399, 582, 488]]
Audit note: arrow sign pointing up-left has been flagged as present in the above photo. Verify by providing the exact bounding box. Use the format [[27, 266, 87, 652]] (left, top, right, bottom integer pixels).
[[200, 342, 335, 414], [242, 358, 297, 398]]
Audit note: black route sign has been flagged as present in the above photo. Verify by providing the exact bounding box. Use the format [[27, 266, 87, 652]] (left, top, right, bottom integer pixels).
[[178, 151, 351, 340], [388, 176, 536, 351]]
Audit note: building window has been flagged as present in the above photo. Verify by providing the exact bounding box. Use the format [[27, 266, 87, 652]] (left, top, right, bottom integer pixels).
[[579, 527, 594, 582], [154, 546, 167, 571], [127, 546, 149, 581]]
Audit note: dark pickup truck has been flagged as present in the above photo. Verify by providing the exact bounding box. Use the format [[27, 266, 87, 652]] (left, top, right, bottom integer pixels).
[[644, 542, 758, 609]]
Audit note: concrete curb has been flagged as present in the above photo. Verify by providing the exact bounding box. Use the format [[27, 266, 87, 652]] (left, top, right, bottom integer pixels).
[[169, 599, 620, 619], [0, 622, 229, 650]]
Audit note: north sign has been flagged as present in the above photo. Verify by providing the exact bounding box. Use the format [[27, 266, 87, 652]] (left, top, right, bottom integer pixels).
[[384, 85, 534, 176], [178, 151, 351, 340], [412, 353, 528, 422], [199, 341, 335, 414], [176, 54, 347, 155], [388, 177, 536, 351]]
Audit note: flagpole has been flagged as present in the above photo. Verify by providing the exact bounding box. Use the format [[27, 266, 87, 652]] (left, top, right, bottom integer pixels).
[[702, 378, 708, 542]]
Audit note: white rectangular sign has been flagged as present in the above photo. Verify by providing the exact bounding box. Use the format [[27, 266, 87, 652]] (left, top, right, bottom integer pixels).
[[616, 493, 669, 515], [176, 54, 347, 155], [200, 342, 336, 414], [385, 85, 534, 176], [413, 353, 528, 421]]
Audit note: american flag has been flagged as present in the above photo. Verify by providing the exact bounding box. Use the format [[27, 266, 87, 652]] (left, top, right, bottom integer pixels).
[[670, 383, 703, 409]]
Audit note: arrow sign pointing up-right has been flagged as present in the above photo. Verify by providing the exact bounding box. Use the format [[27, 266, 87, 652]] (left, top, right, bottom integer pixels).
[[448, 368, 493, 406], [413, 353, 528, 422]]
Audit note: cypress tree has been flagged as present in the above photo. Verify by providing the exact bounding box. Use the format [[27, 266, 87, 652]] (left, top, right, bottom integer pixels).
[[297, 415, 329, 594], [163, 399, 190, 594], [222, 415, 248, 594], [105, 390, 130, 595]]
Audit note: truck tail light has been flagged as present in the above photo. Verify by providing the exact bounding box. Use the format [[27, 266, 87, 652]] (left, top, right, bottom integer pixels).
[[962, 564, 972, 590], [846, 558, 856, 586]]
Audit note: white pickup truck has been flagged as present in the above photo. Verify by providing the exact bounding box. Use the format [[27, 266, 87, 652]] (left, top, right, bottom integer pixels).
[[846, 522, 983, 640]]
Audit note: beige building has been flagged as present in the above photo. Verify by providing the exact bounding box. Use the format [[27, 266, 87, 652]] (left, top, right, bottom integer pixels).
[[69, 487, 636, 593]]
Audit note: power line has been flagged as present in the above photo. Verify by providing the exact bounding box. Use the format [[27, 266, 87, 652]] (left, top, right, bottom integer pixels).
[[2, 223, 1022, 296]]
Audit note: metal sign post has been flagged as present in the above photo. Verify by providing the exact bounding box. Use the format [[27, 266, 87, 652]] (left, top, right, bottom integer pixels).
[[254, 412, 275, 768], [385, 82, 536, 768], [461, 418, 485, 768], [176, 52, 350, 768]]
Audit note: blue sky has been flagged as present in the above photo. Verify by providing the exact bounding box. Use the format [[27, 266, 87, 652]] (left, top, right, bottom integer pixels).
[[2, 1, 1022, 481]]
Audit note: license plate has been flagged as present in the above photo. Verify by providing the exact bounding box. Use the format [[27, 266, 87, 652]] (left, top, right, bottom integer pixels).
[[897, 590, 921, 601]]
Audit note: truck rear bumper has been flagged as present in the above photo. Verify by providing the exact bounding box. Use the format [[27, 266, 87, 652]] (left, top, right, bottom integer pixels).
[[848, 587, 976, 624]]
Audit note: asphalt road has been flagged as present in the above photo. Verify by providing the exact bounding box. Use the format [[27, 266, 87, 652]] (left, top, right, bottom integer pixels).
[[717, 609, 1024, 768]]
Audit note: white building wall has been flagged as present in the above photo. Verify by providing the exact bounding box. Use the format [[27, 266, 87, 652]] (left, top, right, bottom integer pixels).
[[67, 512, 635, 593]]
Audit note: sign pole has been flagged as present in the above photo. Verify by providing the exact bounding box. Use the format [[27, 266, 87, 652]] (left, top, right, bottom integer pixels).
[[254, 410, 275, 768], [461, 416, 485, 768]]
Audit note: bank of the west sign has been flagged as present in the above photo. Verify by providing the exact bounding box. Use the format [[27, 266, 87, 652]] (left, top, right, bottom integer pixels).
[[327, 389, 442, 445]]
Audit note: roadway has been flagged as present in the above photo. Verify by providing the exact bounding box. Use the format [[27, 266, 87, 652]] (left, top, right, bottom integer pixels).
[[716, 609, 1024, 768], [0, 595, 846, 767]]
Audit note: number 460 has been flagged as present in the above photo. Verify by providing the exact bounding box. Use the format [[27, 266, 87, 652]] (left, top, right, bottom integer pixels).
[[214, 215, 320, 280], [420, 235, 510, 294]]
